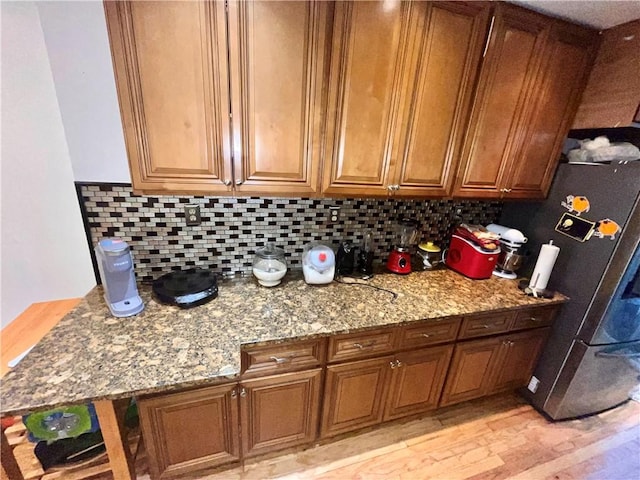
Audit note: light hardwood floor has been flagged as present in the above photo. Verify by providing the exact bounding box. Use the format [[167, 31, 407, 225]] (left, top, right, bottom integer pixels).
[[130, 392, 639, 480]]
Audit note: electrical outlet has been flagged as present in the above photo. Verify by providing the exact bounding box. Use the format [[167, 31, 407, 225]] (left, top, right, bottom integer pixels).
[[328, 206, 341, 224], [185, 205, 201, 226]]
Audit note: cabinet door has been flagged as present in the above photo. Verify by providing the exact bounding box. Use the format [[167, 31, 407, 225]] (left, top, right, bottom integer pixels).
[[227, 1, 330, 195], [392, 2, 490, 197], [138, 383, 240, 480], [453, 3, 550, 198], [321, 356, 393, 438], [491, 328, 549, 393], [506, 23, 597, 199], [321, 1, 409, 196], [439, 337, 503, 407], [105, 1, 232, 195], [240, 369, 322, 458], [384, 345, 453, 421], [572, 20, 640, 129]]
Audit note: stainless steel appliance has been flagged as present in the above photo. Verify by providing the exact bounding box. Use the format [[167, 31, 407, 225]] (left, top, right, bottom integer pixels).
[[95, 238, 144, 317], [500, 161, 640, 420], [486, 224, 528, 279]]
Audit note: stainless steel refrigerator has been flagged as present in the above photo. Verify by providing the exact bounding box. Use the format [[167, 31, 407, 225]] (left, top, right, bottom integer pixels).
[[500, 161, 640, 420]]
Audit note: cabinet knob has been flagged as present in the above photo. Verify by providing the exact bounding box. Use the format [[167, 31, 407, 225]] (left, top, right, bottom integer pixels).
[[235, 179, 244, 186], [395, 360, 403, 368], [394, 185, 400, 191], [223, 179, 232, 186], [231, 389, 237, 398], [240, 387, 247, 397], [390, 361, 397, 369], [387, 185, 393, 191], [504, 188, 512, 193]]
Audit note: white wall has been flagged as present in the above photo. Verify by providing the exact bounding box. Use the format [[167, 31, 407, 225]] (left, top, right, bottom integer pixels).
[[37, 1, 131, 183], [1, 2, 96, 328]]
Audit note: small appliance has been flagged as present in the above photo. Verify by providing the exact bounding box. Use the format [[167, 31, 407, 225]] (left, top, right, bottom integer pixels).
[[252, 243, 287, 287], [302, 242, 335, 284], [357, 231, 375, 276], [95, 238, 144, 317], [445, 232, 500, 280], [387, 218, 419, 274], [336, 242, 356, 276], [153, 269, 218, 308], [486, 223, 528, 279]]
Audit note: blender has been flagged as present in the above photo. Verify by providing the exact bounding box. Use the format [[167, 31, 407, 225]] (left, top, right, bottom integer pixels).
[[386, 218, 419, 274]]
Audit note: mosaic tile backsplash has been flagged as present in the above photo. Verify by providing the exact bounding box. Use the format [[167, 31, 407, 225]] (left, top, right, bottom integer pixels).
[[78, 183, 503, 282]]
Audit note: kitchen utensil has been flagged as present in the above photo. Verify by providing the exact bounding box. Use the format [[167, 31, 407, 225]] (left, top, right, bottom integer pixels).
[[153, 268, 218, 308], [336, 242, 356, 276], [416, 241, 442, 270], [387, 218, 419, 274], [252, 243, 287, 287], [445, 234, 500, 279], [302, 242, 335, 284], [95, 238, 144, 317], [357, 231, 374, 275]]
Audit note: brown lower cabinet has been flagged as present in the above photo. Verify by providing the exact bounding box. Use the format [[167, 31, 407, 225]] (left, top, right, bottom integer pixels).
[[321, 344, 454, 437], [440, 327, 549, 407], [321, 356, 394, 438], [138, 383, 240, 480], [240, 369, 322, 458], [138, 309, 556, 479]]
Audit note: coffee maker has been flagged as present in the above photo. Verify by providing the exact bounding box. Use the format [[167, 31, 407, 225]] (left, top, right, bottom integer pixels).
[[486, 224, 528, 279], [387, 218, 419, 274], [95, 238, 144, 317]]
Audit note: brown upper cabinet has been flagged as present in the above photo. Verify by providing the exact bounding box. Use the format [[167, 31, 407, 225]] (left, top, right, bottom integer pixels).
[[453, 3, 598, 199], [321, 1, 491, 197], [572, 19, 640, 129], [105, 0, 331, 195], [106, 1, 599, 199]]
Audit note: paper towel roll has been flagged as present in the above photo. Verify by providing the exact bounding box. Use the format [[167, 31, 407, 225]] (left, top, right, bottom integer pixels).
[[529, 241, 560, 292]]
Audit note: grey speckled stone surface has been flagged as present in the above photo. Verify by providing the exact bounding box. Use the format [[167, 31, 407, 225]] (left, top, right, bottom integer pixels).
[[0, 270, 566, 415]]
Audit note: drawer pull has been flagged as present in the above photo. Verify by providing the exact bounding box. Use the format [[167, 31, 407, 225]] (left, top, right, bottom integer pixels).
[[395, 360, 403, 368], [240, 388, 247, 397], [269, 355, 291, 364], [353, 341, 376, 350], [529, 317, 542, 322], [231, 389, 237, 398], [390, 361, 397, 369], [421, 333, 431, 338], [470, 324, 491, 330]]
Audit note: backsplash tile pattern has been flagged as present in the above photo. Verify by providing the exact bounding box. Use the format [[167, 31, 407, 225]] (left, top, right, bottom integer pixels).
[[79, 184, 502, 282]]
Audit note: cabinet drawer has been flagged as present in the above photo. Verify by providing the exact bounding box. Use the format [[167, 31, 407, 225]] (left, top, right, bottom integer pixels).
[[511, 306, 558, 331], [241, 338, 326, 377], [327, 328, 398, 363], [458, 312, 514, 339], [399, 318, 461, 349]]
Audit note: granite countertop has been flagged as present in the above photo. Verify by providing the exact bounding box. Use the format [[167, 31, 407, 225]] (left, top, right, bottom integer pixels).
[[0, 269, 567, 416]]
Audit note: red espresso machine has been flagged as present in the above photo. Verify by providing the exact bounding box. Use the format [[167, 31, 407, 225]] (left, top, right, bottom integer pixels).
[[387, 218, 419, 274]]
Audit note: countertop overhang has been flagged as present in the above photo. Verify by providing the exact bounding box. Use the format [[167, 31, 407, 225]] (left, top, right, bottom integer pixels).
[[0, 269, 567, 416]]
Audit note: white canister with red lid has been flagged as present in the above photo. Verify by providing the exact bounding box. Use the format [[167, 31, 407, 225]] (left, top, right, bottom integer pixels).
[[302, 242, 335, 284]]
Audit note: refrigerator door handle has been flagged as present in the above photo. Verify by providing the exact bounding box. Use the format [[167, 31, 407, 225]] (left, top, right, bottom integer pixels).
[[595, 345, 640, 359]]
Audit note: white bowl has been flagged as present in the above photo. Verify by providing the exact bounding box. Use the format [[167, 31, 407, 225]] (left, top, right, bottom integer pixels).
[[252, 259, 287, 287]]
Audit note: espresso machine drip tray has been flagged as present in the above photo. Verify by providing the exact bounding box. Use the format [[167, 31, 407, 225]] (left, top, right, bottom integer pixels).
[[153, 269, 218, 308]]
